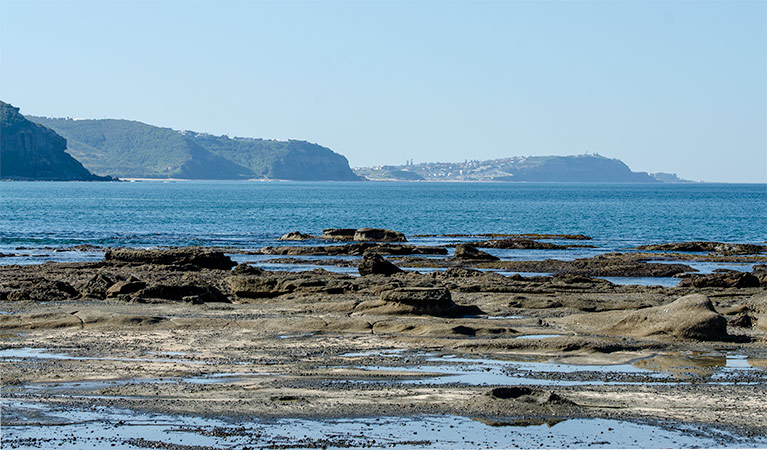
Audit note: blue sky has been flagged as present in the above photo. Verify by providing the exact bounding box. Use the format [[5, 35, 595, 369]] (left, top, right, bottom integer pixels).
[[1, 0, 765, 182]]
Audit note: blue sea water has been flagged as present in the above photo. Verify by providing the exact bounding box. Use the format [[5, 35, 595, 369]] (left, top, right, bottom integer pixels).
[[1, 181, 765, 263]]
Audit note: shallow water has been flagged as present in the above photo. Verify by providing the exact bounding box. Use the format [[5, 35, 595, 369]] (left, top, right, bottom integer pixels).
[[2, 400, 763, 449], [599, 276, 681, 287], [648, 260, 760, 274], [0, 347, 207, 365], [513, 334, 565, 339], [350, 351, 767, 387]]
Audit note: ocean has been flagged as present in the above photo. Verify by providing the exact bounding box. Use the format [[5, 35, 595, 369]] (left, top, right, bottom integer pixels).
[[1, 181, 765, 269]]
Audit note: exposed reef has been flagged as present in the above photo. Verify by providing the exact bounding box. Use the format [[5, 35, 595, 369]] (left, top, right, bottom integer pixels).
[[637, 241, 767, 255], [2, 243, 766, 445]]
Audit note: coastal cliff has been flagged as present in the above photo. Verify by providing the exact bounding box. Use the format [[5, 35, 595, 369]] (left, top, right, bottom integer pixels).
[[0, 101, 109, 181], [28, 116, 361, 181]]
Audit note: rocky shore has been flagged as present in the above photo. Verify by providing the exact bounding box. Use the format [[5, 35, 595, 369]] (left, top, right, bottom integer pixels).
[[2, 232, 767, 448]]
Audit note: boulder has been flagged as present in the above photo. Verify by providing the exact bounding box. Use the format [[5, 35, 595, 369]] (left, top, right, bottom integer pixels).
[[677, 271, 761, 288], [106, 276, 147, 297], [137, 283, 229, 303], [358, 253, 403, 276], [353, 228, 407, 242], [486, 387, 573, 405], [104, 248, 236, 270], [746, 292, 767, 331], [558, 294, 727, 341], [357, 287, 482, 317], [278, 231, 315, 241], [728, 313, 752, 328], [227, 275, 284, 299], [78, 273, 116, 299], [380, 287, 454, 309], [752, 264, 767, 286], [231, 264, 265, 276], [453, 244, 499, 260]]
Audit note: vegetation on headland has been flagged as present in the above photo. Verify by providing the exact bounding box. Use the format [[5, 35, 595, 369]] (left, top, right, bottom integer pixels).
[[355, 154, 688, 182], [27, 116, 361, 181]]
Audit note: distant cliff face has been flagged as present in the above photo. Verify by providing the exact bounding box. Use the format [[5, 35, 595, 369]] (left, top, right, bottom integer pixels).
[[188, 134, 361, 181], [28, 117, 361, 181], [0, 101, 109, 181]]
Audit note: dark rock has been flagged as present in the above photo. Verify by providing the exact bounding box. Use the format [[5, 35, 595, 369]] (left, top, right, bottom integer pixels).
[[473, 238, 568, 250], [443, 267, 485, 277], [752, 265, 767, 287], [358, 253, 403, 276], [6, 279, 79, 302], [398, 253, 691, 277], [278, 231, 315, 241], [486, 387, 574, 405], [227, 276, 284, 299], [551, 274, 597, 284], [353, 228, 407, 242], [321, 228, 357, 240], [728, 313, 752, 328], [0, 100, 111, 181], [487, 387, 534, 399], [374, 287, 484, 317], [637, 241, 766, 255], [79, 273, 116, 299], [106, 277, 147, 297], [259, 243, 446, 256], [453, 244, 499, 261], [138, 282, 229, 303], [104, 248, 236, 270], [259, 257, 360, 268], [227, 271, 355, 299], [380, 287, 454, 312], [232, 264, 265, 275], [450, 325, 477, 336], [677, 271, 761, 288], [320, 228, 407, 242], [500, 255, 694, 277]]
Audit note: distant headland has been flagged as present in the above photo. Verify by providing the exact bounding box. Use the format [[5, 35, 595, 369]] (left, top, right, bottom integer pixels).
[[28, 115, 361, 181], [0, 101, 111, 181], [354, 155, 687, 183], [2, 100, 687, 182]]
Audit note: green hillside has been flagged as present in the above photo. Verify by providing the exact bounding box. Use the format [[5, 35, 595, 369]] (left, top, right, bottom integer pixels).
[[28, 117, 361, 180]]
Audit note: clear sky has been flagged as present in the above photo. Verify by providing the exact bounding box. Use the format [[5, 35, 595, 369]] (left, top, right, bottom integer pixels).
[[1, 0, 765, 182]]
